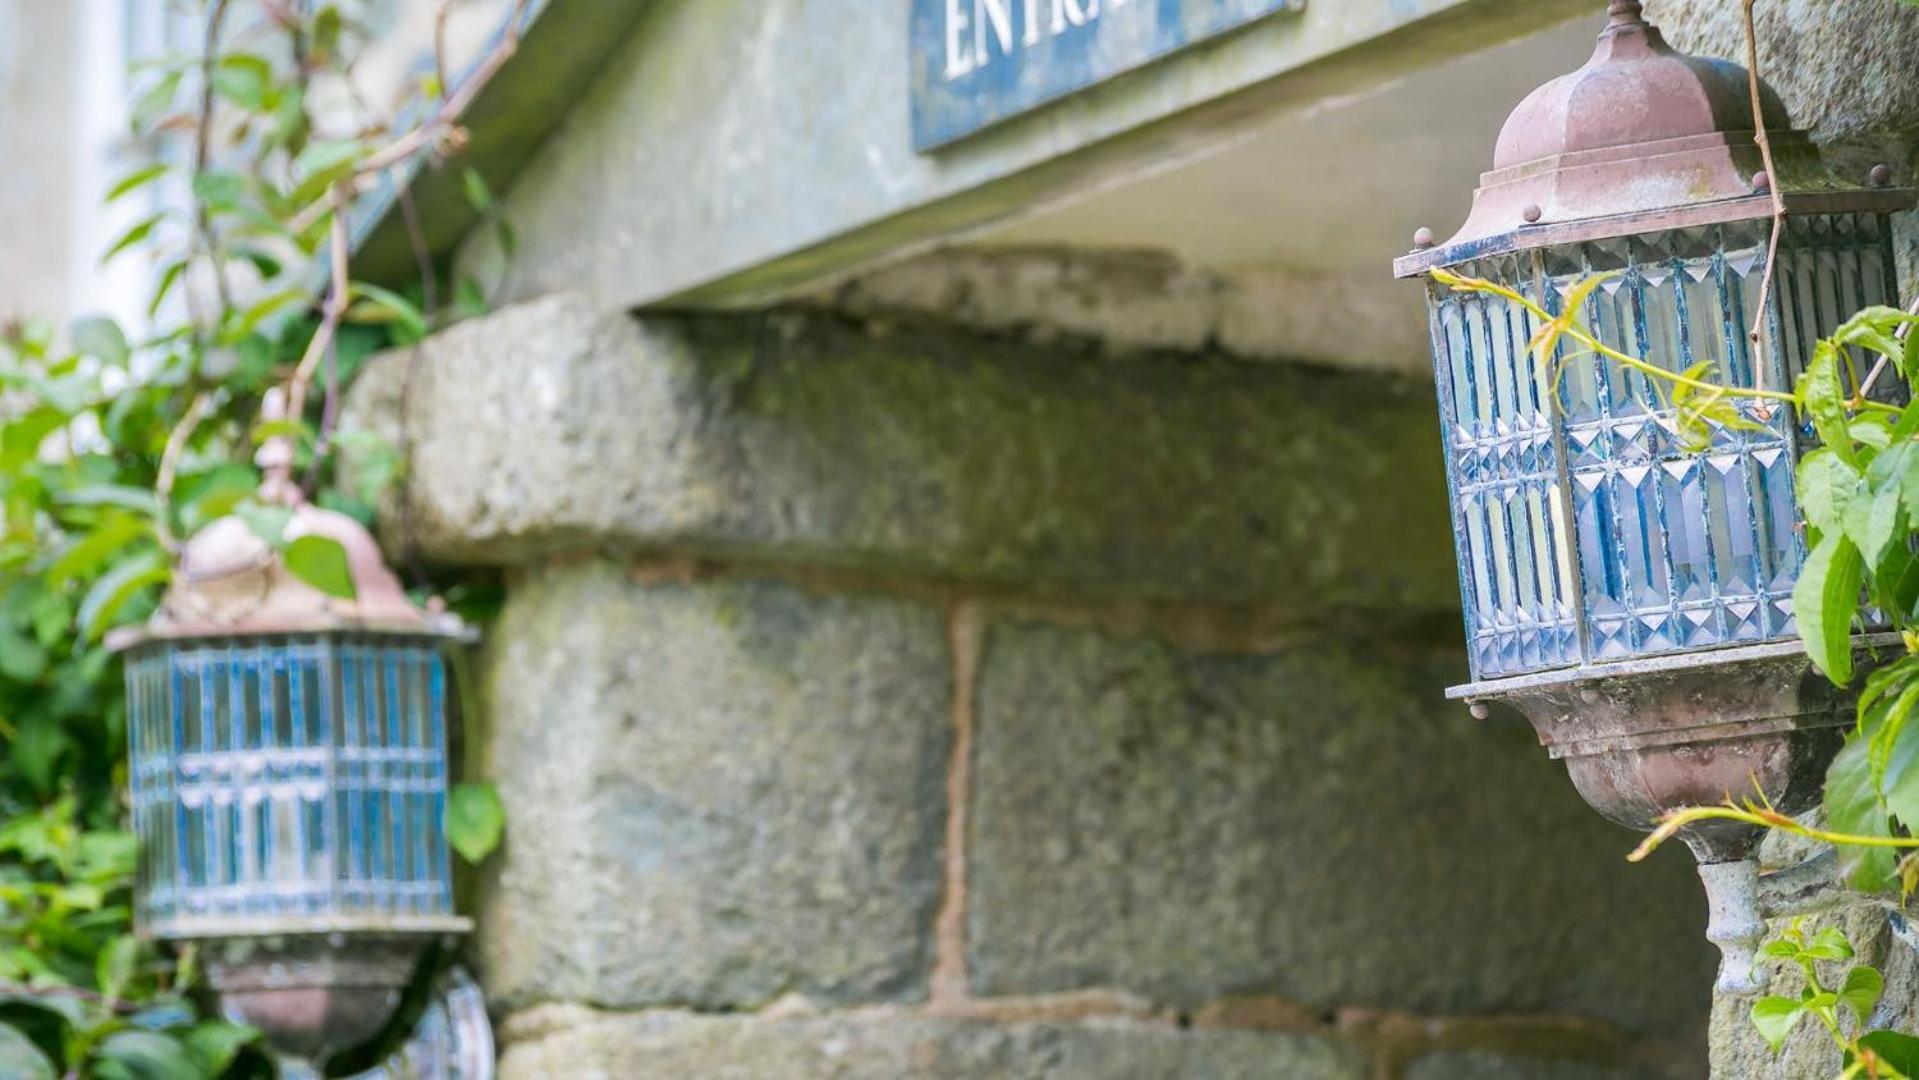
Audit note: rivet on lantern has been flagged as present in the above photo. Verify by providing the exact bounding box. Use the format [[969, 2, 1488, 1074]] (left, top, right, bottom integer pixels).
[[109, 390, 489, 1071], [1393, 1, 1914, 997], [1412, 226, 1437, 250], [1872, 163, 1895, 188]]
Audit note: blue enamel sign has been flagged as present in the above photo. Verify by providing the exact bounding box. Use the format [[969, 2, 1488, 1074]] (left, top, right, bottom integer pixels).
[[910, 0, 1306, 150]]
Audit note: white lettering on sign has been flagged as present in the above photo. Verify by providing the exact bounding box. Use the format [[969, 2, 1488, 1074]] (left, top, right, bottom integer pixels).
[[945, 0, 1127, 80]]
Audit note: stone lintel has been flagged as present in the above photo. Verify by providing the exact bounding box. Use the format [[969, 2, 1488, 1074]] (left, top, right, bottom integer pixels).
[[344, 293, 1458, 615]]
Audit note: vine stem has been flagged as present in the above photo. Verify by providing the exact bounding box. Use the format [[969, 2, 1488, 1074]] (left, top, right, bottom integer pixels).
[[1432, 269, 1815, 407], [1742, 0, 1785, 396], [154, 391, 212, 553], [1628, 802, 1919, 863], [284, 190, 350, 425], [192, 0, 235, 318], [281, 0, 532, 236]]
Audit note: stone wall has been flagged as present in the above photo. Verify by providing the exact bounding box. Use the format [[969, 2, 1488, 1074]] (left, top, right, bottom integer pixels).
[[347, 296, 1718, 1077]]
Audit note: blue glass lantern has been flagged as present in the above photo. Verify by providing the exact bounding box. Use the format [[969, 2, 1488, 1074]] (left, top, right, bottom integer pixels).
[[1395, 1, 1914, 994], [110, 407, 483, 1069], [1420, 214, 1901, 682]]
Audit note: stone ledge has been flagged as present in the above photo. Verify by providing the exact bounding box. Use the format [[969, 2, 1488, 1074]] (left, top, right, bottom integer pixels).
[[344, 293, 1456, 613], [493, 1004, 1369, 1080]]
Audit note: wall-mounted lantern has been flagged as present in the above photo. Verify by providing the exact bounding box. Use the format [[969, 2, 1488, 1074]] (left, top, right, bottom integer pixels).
[[108, 396, 491, 1077], [1394, 0, 1913, 992]]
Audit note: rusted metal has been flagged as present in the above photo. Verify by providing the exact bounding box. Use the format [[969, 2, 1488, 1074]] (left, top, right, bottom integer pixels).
[[1465, 639, 1896, 995], [204, 936, 429, 1063], [107, 393, 470, 651], [1392, 4, 1914, 279]]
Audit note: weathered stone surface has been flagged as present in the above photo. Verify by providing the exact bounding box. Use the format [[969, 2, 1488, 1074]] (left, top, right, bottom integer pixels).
[[966, 619, 1717, 1034], [345, 293, 1456, 613], [495, 1005, 1367, 1080], [474, 562, 951, 1010], [1648, 0, 1919, 148], [1405, 1051, 1666, 1080]]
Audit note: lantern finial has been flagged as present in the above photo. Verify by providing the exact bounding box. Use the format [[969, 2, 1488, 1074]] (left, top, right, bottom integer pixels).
[[1605, 0, 1645, 29]]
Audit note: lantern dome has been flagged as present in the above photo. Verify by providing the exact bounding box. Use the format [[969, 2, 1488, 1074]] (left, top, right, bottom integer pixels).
[[1490, 2, 1788, 172], [1393, 0, 1898, 275], [130, 503, 439, 641]]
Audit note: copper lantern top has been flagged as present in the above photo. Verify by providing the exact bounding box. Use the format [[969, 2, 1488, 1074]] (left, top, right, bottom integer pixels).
[[108, 392, 470, 648], [1395, 0, 1911, 277]]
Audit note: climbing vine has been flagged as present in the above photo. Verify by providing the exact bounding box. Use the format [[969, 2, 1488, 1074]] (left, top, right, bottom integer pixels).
[[0, 2, 515, 1075]]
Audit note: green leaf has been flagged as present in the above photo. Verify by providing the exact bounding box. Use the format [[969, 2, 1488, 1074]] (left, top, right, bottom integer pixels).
[[1844, 480, 1904, 566], [0, 622, 49, 683], [55, 485, 159, 516], [96, 934, 139, 1004], [129, 70, 182, 133], [1856, 1030, 1919, 1074], [1798, 450, 1861, 536], [0, 1023, 56, 1080], [220, 287, 308, 343], [1827, 735, 1900, 892], [462, 167, 495, 214], [1838, 964, 1884, 1021], [1853, 415, 1895, 449], [189, 170, 247, 213], [76, 550, 170, 641], [10, 715, 70, 793], [49, 517, 154, 588], [1, 407, 67, 471], [1803, 344, 1859, 466], [69, 315, 129, 366], [183, 1021, 256, 1076], [454, 276, 489, 319], [1870, 678, 1919, 799], [1804, 926, 1856, 962], [1794, 533, 1865, 685], [91, 1029, 201, 1080], [147, 258, 188, 320], [283, 535, 355, 600], [289, 140, 366, 205], [1750, 995, 1804, 1054], [1762, 937, 1801, 959], [210, 54, 272, 110], [347, 282, 428, 341], [105, 163, 169, 204], [445, 782, 505, 864], [101, 213, 164, 265]]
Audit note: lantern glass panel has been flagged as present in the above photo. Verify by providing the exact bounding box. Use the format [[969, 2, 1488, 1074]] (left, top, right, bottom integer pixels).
[[1427, 213, 1901, 681], [125, 634, 454, 937]]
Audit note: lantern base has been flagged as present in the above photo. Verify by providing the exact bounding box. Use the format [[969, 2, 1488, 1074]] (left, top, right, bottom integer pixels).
[[265, 966, 494, 1080], [200, 932, 449, 1064], [1459, 638, 1896, 993]]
